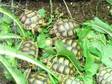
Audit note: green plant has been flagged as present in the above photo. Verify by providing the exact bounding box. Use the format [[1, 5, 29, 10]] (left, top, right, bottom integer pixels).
[[0, 7, 57, 84], [106, 0, 112, 5], [0, 4, 112, 84]]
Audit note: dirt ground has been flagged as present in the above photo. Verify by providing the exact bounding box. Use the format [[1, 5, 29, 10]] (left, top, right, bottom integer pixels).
[[1, 0, 112, 23], [20, 0, 112, 24]]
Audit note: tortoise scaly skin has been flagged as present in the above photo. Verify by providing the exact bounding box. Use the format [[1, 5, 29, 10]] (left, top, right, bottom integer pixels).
[[45, 56, 76, 77], [29, 72, 50, 84], [96, 66, 112, 84], [50, 19, 78, 38], [61, 77, 84, 84], [20, 10, 46, 33]]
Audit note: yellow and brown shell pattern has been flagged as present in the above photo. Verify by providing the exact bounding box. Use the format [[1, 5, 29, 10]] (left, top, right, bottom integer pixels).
[[50, 19, 78, 38], [29, 72, 50, 84], [61, 77, 84, 84], [19, 41, 38, 69], [62, 39, 83, 61], [20, 41, 38, 58], [96, 66, 112, 84], [46, 56, 76, 77], [45, 38, 83, 61], [20, 10, 45, 33]]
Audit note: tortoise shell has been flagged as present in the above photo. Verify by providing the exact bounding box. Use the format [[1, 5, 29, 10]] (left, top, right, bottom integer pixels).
[[46, 56, 76, 76], [20, 10, 45, 33], [97, 66, 112, 84], [19, 41, 38, 69], [20, 41, 38, 58], [29, 72, 50, 84], [62, 39, 83, 60], [45, 38, 83, 61], [50, 19, 78, 38], [61, 77, 83, 84]]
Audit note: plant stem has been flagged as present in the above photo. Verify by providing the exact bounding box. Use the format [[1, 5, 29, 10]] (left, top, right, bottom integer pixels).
[[50, 0, 53, 14], [63, 0, 72, 19], [0, 7, 26, 38], [0, 45, 58, 80]]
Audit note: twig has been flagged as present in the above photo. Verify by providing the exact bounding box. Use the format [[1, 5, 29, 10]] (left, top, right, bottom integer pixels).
[[11, 0, 18, 43], [95, 0, 102, 16], [25, 69, 31, 79], [63, 0, 72, 19], [25, 0, 29, 10], [50, 0, 53, 14], [11, 0, 14, 8]]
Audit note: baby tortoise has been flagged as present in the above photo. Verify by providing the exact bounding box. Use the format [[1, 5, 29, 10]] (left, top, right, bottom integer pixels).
[[45, 56, 77, 77], [45, 38, 83, 61], [19, 41, 38, 69], [62, 38, 83, 60], [61, 77, 84, 84], [20, 10, 46, 34], [20, 40, 38, 58], [50, 19, 78, 38], [96, 66, 112, 84], [29, 71, 50, 84]]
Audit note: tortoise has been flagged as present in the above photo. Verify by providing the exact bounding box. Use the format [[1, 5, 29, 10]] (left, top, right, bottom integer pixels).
[[29, 71, 83, 84], [45, 38, 83, 61], [29, 71, 50, 84], [20, 40, 38, 58], [61, 77, 84, 84], [44, 56, 77, 77], [20, 9, 46, 34], [96, 66, 112, 84], [62, 38, 83, 61], [19, 40, 38, 69], [50, 19, 78, 39]]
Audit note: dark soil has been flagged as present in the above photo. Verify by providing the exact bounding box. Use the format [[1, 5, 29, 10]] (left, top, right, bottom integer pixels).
[[1, 0, 112, 23], [18, 0, 112, 24]]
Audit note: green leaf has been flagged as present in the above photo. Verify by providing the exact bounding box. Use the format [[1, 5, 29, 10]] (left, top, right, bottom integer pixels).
[[79, 29, 106, 58], [48, 74, 57, 84], [82, 39, 98, 74], [0, 7, 26, 37], [55, 40, 83, 72], [80, 39, 98, 84], [88, 33, 106, 57], [44, 47, 56, 55], [91, 17, 112, 37], [37, 33, 53, 50], [0, 44, 58, 80], [37, 33, 48, 48], [83, 75, 94, 84], [0, 56, 28, 84], [0, 14, 12, 24], [101, 45, 112, 68], [0, 22, 10, 33], [106, 0, 112, 5], [84, 57, 98, 76], [76, 27, 91, 40], [38, 8, 46, 17], [0, 33, 21, 40]]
